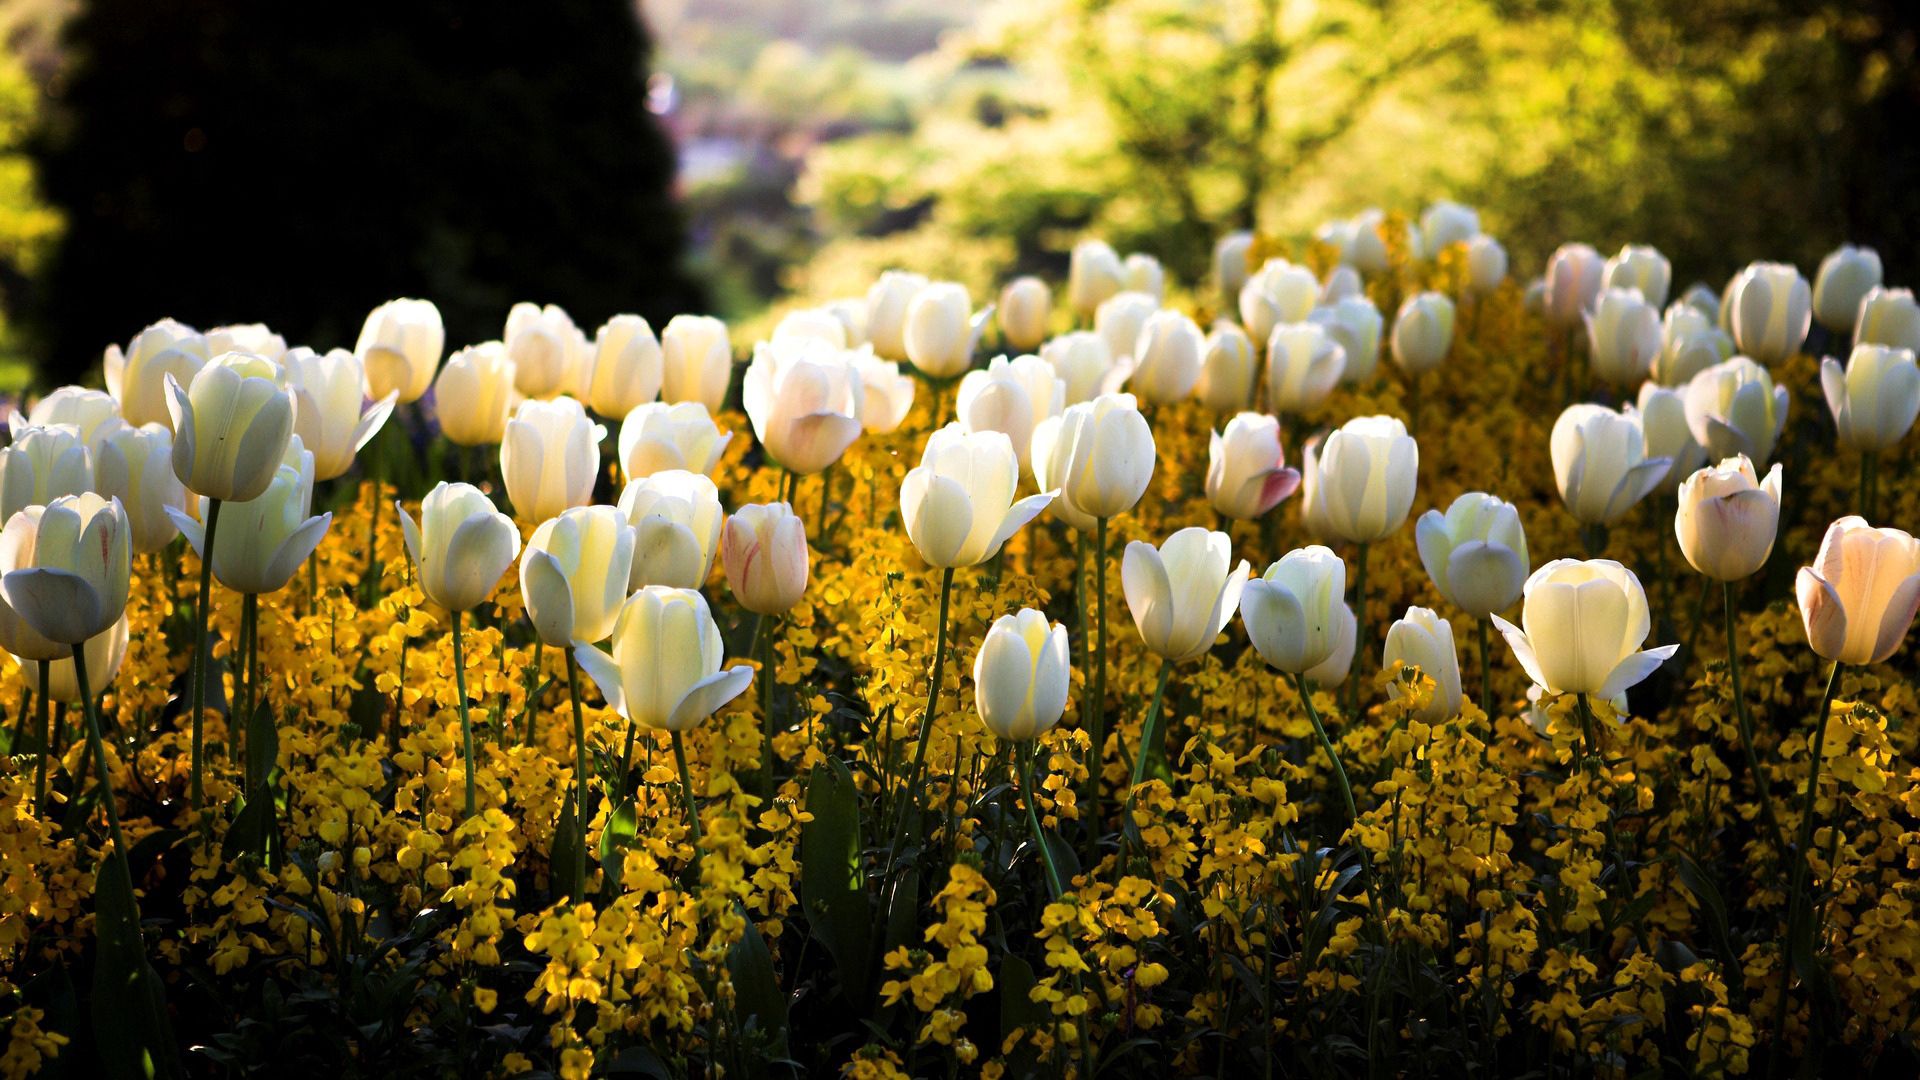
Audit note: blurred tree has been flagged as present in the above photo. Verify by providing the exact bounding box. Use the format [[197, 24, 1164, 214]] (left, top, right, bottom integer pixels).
[[28, 0, 701, 385], [0, 20, 63, 388]]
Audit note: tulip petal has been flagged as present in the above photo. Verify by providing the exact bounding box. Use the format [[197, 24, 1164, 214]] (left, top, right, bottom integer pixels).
[[167, 504, 207, 558], [0, 567, 105, 645], [1121, 541, 1175, 657], [264, 514, 332, 596], [1868, 571, 1920, 664], [1597, 644, 1679, 702], [572, 641, 627, 718], [983, 491, 1056, 563], [1490, 612, 1548, 690], [1796, 567, 1848, 661], [904, 470, 973, 569], [667, 664, 755, 732], [441, 512, 519, 612]]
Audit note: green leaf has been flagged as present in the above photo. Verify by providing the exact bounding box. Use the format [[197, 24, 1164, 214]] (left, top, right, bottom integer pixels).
[[597, 795, 638, 889], [725, 907, 790, 1070], [799, 758, 872, 1002], [245, 698, 278, 792], [222, 785, 275, 865], [91, 849, 181, 1079], [551, 787, 583, 902]]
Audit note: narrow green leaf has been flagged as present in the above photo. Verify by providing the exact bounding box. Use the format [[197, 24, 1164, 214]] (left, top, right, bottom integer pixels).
[[551, 788, 583, 902], [726, 907, 791, 1069], [91, 849, 181, 1079], [799, 758, 872, 1002], [597, 795, 638, 889]]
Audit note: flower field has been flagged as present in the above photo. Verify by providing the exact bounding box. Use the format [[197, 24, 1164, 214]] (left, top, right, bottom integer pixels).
[[4, 213, 1920, 1079]]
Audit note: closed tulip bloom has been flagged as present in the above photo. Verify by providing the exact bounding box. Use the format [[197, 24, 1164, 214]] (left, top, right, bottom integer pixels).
[[1727, 261, 1812, 363], [851, 352, 917, 434], [1384, 606, 1461, 721], [1822, 345, 1920, 451], [396, 482, 521, 612], [905, 282, 983, 378], [772, 307, 849, 349], [1128, 310, 1204, 403], [1654, 303, 1733, 386], [207, 323, 287, 363], [865, 271, 931, 360], [1304, 602, 1359, 688], [12, 615, 129, 703], [1122, 527, 1250, 662], [1585, 289, 1661, 384], [94, 424, 188, 554], [1601, 245, 1672, 309], [1194, 323, 1258, 412], [1033, 393, 1154, 522], [1550, 403, 1670, 526], [505, 302, 588, 400], [434, 343, 519, 447], [105, 318, 209, 430], [1680, 283, 1721, 321], [355, 298, 444, 405], [1339, 209, 1391, 274], [1068, 240, 1127, 318], [1303, 415, 1418, 544], [1240, 545, 1346, 674], [1682, 356, 1790, 466], [721, 502, 810, 616], [0, 492, 132, 646], [1215, 231, 1255, 302], [999, 276, 1052, 352], [20, 386, 126, 458], [957, 354, 1064, 470], [619, 400, 732, 479], [0, 425, 92, 524], [660, 314, 734, 412], [1466, 235, 1509, 295], [617, 469, 724, 590], [521, 505, 636, 647], [501, 396, 603, 523], [1492, 559, 1678, 698], [1544, 243, 1605, 328], [285, 347, 397, 481], [1266, 323, 1347, 413], [1813, 245, 1882, 333], [1310, 297, 1384, 384], [903, 425, 1055, 569], [1636, 382, 1706, 492], [1391, 292, 1456, 375], [1041, 331, 1120, 406], [1675, 454, 1782, 581], [1240, 260, 1320, 345], [0, 508, 73, 661], [1095, 291, 1158, 366], [1797, 516, 1920, 665], [166, 352, 294, 503], [1124, 252, 1165, 299], [974, 609, 1071, 742], [585, 315, 664, 420], [1206, 413, 1300, 521], [1420, 201, 1479, 255], [1321, 265, 1365, 304], [742, 338, 865, 475], [573, 585, 754, 732], [1415, 492, 1529, 616], [171, 464, 331, 594], [1855, 287, 1920, 353]]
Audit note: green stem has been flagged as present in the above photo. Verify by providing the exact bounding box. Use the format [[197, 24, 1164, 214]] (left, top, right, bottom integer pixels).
[[565, 650, 591, 897], [1346, 541, 1371, 720], [672, 728, 703, 870], [1723, 581, 1788, 861], [238, 592, 258, 780], [884, 567, 956, 880], [1295, 671, 1379, 918], [361, 470, 383, 604], [1125, 659, 1175, 797], [32, 661, 49, 817], [1019, 743, 1065, 900], [815, 466, 832, 546], [1477, 617, 1494, 729], [188, 497, 224, 810], [1089, 516, 1109, 865], [451, 609, 477, 818], [1770, 661, 1844, 1067], [74, 648, 132, 866]]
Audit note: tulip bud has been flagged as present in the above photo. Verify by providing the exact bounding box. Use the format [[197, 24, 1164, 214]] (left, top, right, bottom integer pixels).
[[903, 425, 1054, 569], [20, 386, 126, 459], [505, 302, 589, 400], [905, 282, 983, 378], [1068, 240, 1126, 318], [773, 307, 849, 349], [957, 354, 1065, 471], [1636, 382, 1706, 492], [1206, 412, 1300, 521], [1727, 261, 1812, 364], [1585, 289, 1660, 385], [94, 424, 188, 554], [1122, 527, 1250, 662], [10, 615, 129, 703], [722, 502, 810, 616], [1415, 492, 1529, 617], [0, 492, 132, 647], [1340, 209, 1391, 274], [1550, 403, 1670, 526], [1492, 559, 1677, 697], [1266, 323, 1346, 414], [434, 343, 519, 447], [742, 338, 865, 475], [1653, 303, 1733, 386], [618, 400, 731, 480], [974, 609, 1070, 742], [104, 318, 209, 430], [1675, 454, 1782, 582], [1239, 260, 1319, 346], [356, 298, 444, 405], [1466, 235, 1509, 295], [1679, 283, 1720, 321], [617, 469, 724, 590], [395, 482, 520, 613], [1124, 253, 1166, 300], [865, 271, 931, 361], [172, 464, 331, 594], [999, 276, 1052, 352], [1127, 310, 1204, 403], [285, 347, 397, 481], [1821, 344, 1920, 451], [661, 314, 735, 412], [1544, 243, 1605, 328], [0, 425, 92, 525], [1310, 298, 1384, 384], [1215, 231, 1255, 304], [1239, 545, 1346, 674], [1095, 291, 1158, 365], [521, 505, 636, 647], [1682, 356, 1790, 467], [572, 586, 754, 732], [585, 315, 664, 420], [501, 396, 604, 524], [1383, 606, 1461, 721], [1601, 245, 1672, 309], [1855, 286, 1920, 353], [1040, 332, 1119, 406], [1390, 292, 1456, 376], [851, 352, 917, 434], [1302, 415, 1417, 544], [1420, 201, 1479, 256], [1031, 393, 1153, 524], [1797, 516, 1920, 665], [167, 352, 295, 503], [1194, 323, 1258, 412], [1813, 245, 1883, 333], [1321, 266, 1364, 304]]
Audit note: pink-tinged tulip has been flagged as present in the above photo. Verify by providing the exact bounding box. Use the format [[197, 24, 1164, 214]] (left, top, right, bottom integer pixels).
[[721, 502, 810, 616], [1796, 517, 1920, 665], [1205, 413, 1300, 521], [1544, 244, 1605, 328], [1675, 455, 1782, 581]]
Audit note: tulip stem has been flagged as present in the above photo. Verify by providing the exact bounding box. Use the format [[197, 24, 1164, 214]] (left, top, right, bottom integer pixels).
[[1723, 581, 1788, 861], [1294, 671, 1379, 919], [74, 648, 136, 881], [1857, 452, 1877, 520], [450, 608, 477, 818], [671, 727, 703, 871], [884, 566, 956, 884], [237, 592, 258, 774], [815, 466, 832, 548], [1770, 660, 1845, 1067], [1017, 742, 1065, 900], [1089, 516, 1110, 866], [760, 614, 780, 802], [1477, 618, 1494, 745], [564, 649, 590, 898], [1346, 541, 1371, 720], [188, 497, 224, 811], [32, 663, 49, 816], [1120, 658, 1176, 869]]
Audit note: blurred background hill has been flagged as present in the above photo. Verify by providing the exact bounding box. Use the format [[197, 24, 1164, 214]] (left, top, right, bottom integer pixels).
[[4, 0, 1918, 388]]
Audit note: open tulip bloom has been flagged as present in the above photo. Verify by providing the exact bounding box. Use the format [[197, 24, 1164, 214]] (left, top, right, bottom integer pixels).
[[1121, 527, 1248, 788], [1491, 559, 1678, 738]]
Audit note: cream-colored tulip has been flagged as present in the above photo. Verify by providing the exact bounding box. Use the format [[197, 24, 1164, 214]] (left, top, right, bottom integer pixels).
[[434, 343, 519, 447], [1654, 302, 1733, 386], [1031, 393, 1153, 523], [1206, 413, 1300, 521], [999, 276, 1052, 352], [1391, 291, 1456, 375], [10, 615, 128, 702], [1068, 240, 1126, 318], [1240, 260, 1319, 345], [521, 505, 636, 646], [1420, 201, 1479, 256], [171, 464, 331, 594], [905, 282, 984, 378], [0, 508, 72, 661], [1821, 344, 1920, 451], [1239, 545, 1346, 674], [974, 609, 1070, 742], [1304, 601, 1358, 688], [1797, 516, 1920, 665], [1124, 253, 1165, 300], [1122, 527, 1249, 662], [505, 302, 589, 400], [1415, 492, 1529, 617], [1466, 234, 1509, 295], [585, 315, 664, 420], [207, 323, 286, 363], [1095, 291, 1158, 366], [1266, 323, 1346, 413], [396, 481, 521, 613], [1302, 415, 1418, 544], [1601, 245, 1672, 309], [1727, 261, 1812, 364], [1338, 209, 1391, 274], [1321, 265, 1364, 304], [772, 307, 848, 349], [1492, 559, 1677, 697], [1544, 243, 1605, 328], [285, 347, 396, 481], [572, 586, 754, 732], [1549, 403, 1670, 527], [851, 352, 916, 435], [0, 425, 92, 524], [1683, 356, 1790, 466], [500, 396, 603, 523], [1311, 297, 1383, 384], [355, 298, 444, 405], [93, 424, 187, 554], [1126, 310, 1203, 403], [721, 502, 810, 616], [1636, 382, 1706, 492], [902, 425, 1054, 569], [617, 469, 723, 590], [957, 354, 1063, 470], [1383, 606, 1461, 721], [1194, 323, 1258, 411], [1040, 332, 1120, 406], [1585, 288, 1661, 385], [19, 386, 125, 458], [824, 298, 869, 347], [166, 352, 294, 503], [105, 318, 209, 429], [866, 271, 931, 361], [618, 400, 731, 479], [1813, 245, 1882, 333], [0, 492, 131, 646], [1675, 455, 1782, 581], [1855, 287, 1920, 353], [1215, 231, 1255, 302], [742, 338, 865, 475], [660, 314, 734, 412]]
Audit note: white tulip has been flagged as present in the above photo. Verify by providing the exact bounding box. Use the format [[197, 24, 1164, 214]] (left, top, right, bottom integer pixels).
[[901, 425, 1054, 569], [956, 354, 1064, 471], [1726, 261, 1812, 364], [434, 343, 519, 447], [1068, 240, 1126, 318], [866, 270, 931, 361], [905, 282, 984, 378], [1122, 527, 1249, 662], [505, 302, 589, 400], [1543, 243, 1605, 328], [741, 337, 865, 475], [618, 400, 731, 479], [974, 609, 1071, 742], [1682, 356, 1791, 466], [1492, 559, 1677, 698], [355, 298, 444, 405], [1127, 310, 1204, 403], [1654, 303, 1733, 386], [395, 482, 520, 613], [521, 505, 636, 646], [285, 347, 396, 481], [1813, 245, 1883, 333], [0, 425, 92, 525], [1195, 323, 1259, 412], [1239, 260, 1319, 345], [19, 386, 125, 459], [1549, 403, 1670, 526], [93, 424, 188, 554], [1266, 323, 1346, 414], [1585, 288, 1661, 385], [1636, 382, 1706, 492], [1466, 235, 1509, 295], [1420, 201, 1479, 256], [1124, 253, 1166, 300], [1391, 292, 1456, 375], [617, 469, 724, 590], [1301, 415, 1418, 544], [1415, 492, 1529, 617], [1601, 245, 1672, 309], [585, 315, 665, 420], [1821, 345, 1920, 451], [1031, 392, 1153, 526], [1239, 545, 1346, 674], [1206, 412, 1301, 522], [999, 276, 1052, 352], [104, 318, 209, 430], [1040, 332, 1121, 406], [851, 351, 917, 435], [1310, 297, 1384, 384], [1214, 231, 1255, 302], [660, 314, 734, 412], [500, 396, 604, 523], [1095, 291, 1158, 364], [1856, 287, 1920, 354]]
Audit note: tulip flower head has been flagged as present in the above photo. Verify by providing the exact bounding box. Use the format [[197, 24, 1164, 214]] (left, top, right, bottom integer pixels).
[[1128, 310, 1205, 403], [974, 608, 1071, 742], [1725, 261, 1813, 364], [905, 281, 987, 379], [0, 424, 92, 525], [1492, 559, 1677, 699], [1215, 231, 1255, 301], [1654, 303, 1733, 386], [208, 323, 287, 363], [572, 585, 754, 732], [1821, 345, 1920, 451], [520, 505, 636, 647], [1420, 201, 1479, 255], [1415, 492, 1530, 617], [618, 400, 732, 479], [773, 307, 849, 349], [1240, 260, 1320, 345], [505, 302, 590, 400], [1322, 265, 1364, 304], [742, 337, 865, 475], [1813, 245, 1883, 333], [0, 492, 132, 647], [1205, 412, 1300, 521], [1383, 606, 1461, 721], [501, 396, 604, 524], [1301, 415, 1418, 544], [956, 354, 1064, 471], [1239, 545, 1347, 674], [93, 423, 188, 554], [285, 346, 397, 481], [1682, 356, 1790, 466], [1310, 297, 1384, 384], [1585, 288, 1661, 385], [721, 502, 810, 616], [1674, 454, 1782, 582], [9, 615, 129, 703], [1040, 332, 1121, 406], [1266, 323, 1347, 414], [356, 298, 444, 405], [105, 317, 210, 430], [1122, 527, 1250, 662], [166, 351, 296, 503], [18, 386, 126, 458], [1465, 234, 1509, 296], [999, 276, 1052, 352], [1636, 382, 1706, 492], [902, 424, 1055, 569], [617, 469, 725, 590], [1543, 243, 1605, 328], [1601, 245, 1672, 309], [1030, 393, 1154, 525], [1194, 322, 1258, 411], [1391, 292, 1456, 375], [585, 315, 665, 420], [1068, 240, 1126, 319], [866, 270, 931, 361], [171, 464, 331, 594], [1124, 253, 1165, 300], [1855, 287, 1920, 353], [1549, 403, 1670, 527], [1796, 516, 1920, 665], [396, 481, 522, 613], [851, 352, 917, 435], [1095, 291, 1158, 367], [660, 314, 735, 412]]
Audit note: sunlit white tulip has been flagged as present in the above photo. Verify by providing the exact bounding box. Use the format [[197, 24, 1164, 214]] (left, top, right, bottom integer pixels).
[[1127, 310, 1204, 403], [573, 586, 754, 732], [167, 352, 294, 503], [18, 386, 125, 458], [1466, 235, 1509, 295], [1797, 516, 1920, 665], [285, 347, 396, 481], [1215, 232, 1255, 302], [1240, 260, 1319, 345], [1601, 245, 1672, 309], [1682, 356, 1790, 466], [660, 314, 734, 412], [1041, 332, 1120, 406], [1585, 289, 1661, 385], [1239, 545, 1346, 674], [1031, 393, 1153, 525], [1310, 297, 1383, 384], [1653, 303, 1733, 386], [1266, 323, 1346, 414], [1194, 323, 1258, 412], [1068, 240, 1126, 318], [1726, 261, 1812, 364], [956, 354, 1064, 470], [1550, 403, 1670, 527], [505, 302, 589, 400], [1206, 412, 1300, 521], [1125, 253, 1166, 300], [999, 276, 1052, 352], [905, 282, 984, 378], [1420, 201, 1479, 256], [616, 400, 730, 480], [772, 307, 849, 349], [1339, 209, 1391, 274], [356, 298, 444, 405], [434, 343, 518, 447], [1302, 415, 1418, 544], [1675, 455, 1782, 582], [742, 338, 865, 475], [902, 425, 1054, 569], [585, 315, 664, 420], [1304, 602, 1359, 688], [1493, 559, 1677, 698], [1321, 265, 1364, 304], [1821, 345, 1920, 451], [520, 505, 636, 646], [1636, 382, 1706, 492], [500, 396, 603, 523], [0, 425, 91, 525], [172, 464, 330, 594], [1391, 292, 1455, 375], [1813, 245, 1882, 333], [93, 424, 187, 554], [207, 323, 287, 364], [1415, 492, 1529, 617], [1543, 243, 1605, 328], [1855, 287, 1920, 354], [1122, 527, 1249, 662], [1095, 291, 1158, 365], [104, 318, 209, 430], [617, 469, 724, 590], [1383, 606, 1461, 721], [851, 352, 917, 434], [0, 493, 131, 652], [974, 609, 1070, 742]]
